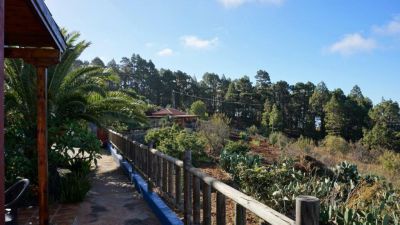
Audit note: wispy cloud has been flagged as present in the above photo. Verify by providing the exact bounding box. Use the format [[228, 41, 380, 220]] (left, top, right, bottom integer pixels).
[[157, 48, 174, 57], [218, 0, 284, 8], [327, 33, 377, 56], [373, 16, 400, 36], [181, 36, 219, 49]]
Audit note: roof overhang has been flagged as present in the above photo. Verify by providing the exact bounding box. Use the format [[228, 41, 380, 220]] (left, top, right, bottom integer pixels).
[[4, 0, 66, 64]]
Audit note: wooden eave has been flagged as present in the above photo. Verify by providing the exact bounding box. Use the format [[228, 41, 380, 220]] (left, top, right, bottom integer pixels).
[[5, 0, 66, 58]]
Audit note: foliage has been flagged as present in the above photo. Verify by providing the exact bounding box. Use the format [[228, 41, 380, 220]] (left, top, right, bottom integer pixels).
[[4, 30, 148, 202], [323, 135, 350, 154], [269, 132, 290, 149], [363, 100, 400, 151], [269, 104, 283, 132], [198, 114, 231, 155], [49, 121, 102, 170], [145, 125, 207, 164], [59, 171, 91, 203], [378, 151, 400, 173], [219, 149, 261, 181], [246, 125, 259, 135], [223, 141, 250, 154], [291, 135, 315, 153], [239, 131, 249, 141], [190, 100, 207, 119], [222, 156, 400, 225]]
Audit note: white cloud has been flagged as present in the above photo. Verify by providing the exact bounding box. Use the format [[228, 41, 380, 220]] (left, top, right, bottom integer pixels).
[[328, 33, 377, 56], [218, 0, 284, 8], [181, 36, 219, 49], [157, 48, 174, 57], [373, 16, 400, 36]]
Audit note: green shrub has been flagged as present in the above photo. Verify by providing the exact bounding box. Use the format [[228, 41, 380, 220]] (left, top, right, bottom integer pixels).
[[224, 141, 250, 154], [378, 150, 400, 173], [269, 132, 290, 149], [190, 100, 207, 119], [239, 131, 249, 141], [59, 172, 91, 203], [333, 161, 360, 183], [198, 114, 230, 155], [292, 136, 315, 153], [322, 135, 350, 154], [145, 125, 207, 164], [246, 125, 258, 136], [220, 150, 261, 181]]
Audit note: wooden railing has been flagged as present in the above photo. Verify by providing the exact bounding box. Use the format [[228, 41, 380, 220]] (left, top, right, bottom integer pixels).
[[108, 130, 320, 225]]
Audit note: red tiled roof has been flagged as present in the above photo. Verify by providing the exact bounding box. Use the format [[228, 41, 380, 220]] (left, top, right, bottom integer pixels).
[[151, 108, 188, 116]]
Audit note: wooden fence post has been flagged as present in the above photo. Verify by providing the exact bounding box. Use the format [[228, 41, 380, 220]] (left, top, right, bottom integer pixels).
[[147, 141, 154, 192], [296, 196, 319, 225], [235, 204, 246, 225], [184, 150, 192, 225]]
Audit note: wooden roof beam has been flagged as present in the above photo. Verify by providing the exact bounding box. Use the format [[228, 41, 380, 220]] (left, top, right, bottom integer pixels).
[[4, 47, 61, 66]]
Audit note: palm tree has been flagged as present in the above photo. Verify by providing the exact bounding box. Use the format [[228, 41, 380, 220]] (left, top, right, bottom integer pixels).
[[5, 30, 148, 150]]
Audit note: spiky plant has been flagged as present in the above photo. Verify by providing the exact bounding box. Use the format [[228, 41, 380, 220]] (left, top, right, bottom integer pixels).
[[5, 30, 147, 150]]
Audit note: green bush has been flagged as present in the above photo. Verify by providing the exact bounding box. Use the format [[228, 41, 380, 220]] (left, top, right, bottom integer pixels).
[[220, 150, 261, 181], [145, 125, 207, 164], [292, 136, 315, 153], [246, 125, 258, 136], [322, 135, 350, 154], [269, 132, 290, 149], [59, 172, 91, 203], [378, 150, 400, 173], [50, 121, 102, 170], [239, 131, 249, 141], [223, 141, 250, 154]]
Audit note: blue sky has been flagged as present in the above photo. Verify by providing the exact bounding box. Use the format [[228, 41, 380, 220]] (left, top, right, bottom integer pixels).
[[46, 0, 400, 104]]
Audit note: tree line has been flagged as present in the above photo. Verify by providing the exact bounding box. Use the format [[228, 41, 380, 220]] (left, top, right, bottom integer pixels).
[[76, 54, 400, 151]]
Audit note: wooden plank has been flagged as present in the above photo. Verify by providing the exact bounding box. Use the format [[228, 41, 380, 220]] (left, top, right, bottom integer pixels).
[[188, 166, 294, 225], [202, 183, 211, 225], [216, 192, 226, 225], [157, 155, 162, 187], [0, 1, 5, 224], [192, 176, 201, 225], [37, 66, 48, 225], [168, 161, 174, 197], [147, 143, 153, 192], [184, 150, 192, 225], [162, 158, 168, 193], [175, 164, 182, 209], [235, 204, 246, 225], [4, 47, 60, 66]]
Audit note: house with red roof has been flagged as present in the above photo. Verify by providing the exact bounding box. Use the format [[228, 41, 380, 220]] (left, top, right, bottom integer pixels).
[[147, 108, 198, 128]]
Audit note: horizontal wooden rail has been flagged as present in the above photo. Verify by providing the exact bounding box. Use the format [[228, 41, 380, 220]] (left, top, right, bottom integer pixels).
[[107, 129, 319, 225]]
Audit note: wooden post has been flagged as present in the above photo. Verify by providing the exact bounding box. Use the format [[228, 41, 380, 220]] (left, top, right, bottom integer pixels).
[[37, 66, 49, 225], [175, 164, 181, 208], [0, 1, 5, 224], [168, 161, 174, 197], [192, 176, 200, 225], [162, 158, 168, 193], [295, 196, 319, 225], [202, 183, 211, 225], [184, 150, 192, 225], [235, 204, 246, 225], [147, 142, 153, 192], [216, 192, 226, 225]]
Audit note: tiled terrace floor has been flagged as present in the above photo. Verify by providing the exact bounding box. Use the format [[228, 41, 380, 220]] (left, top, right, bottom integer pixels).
[[17, 152, 161, 225]]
